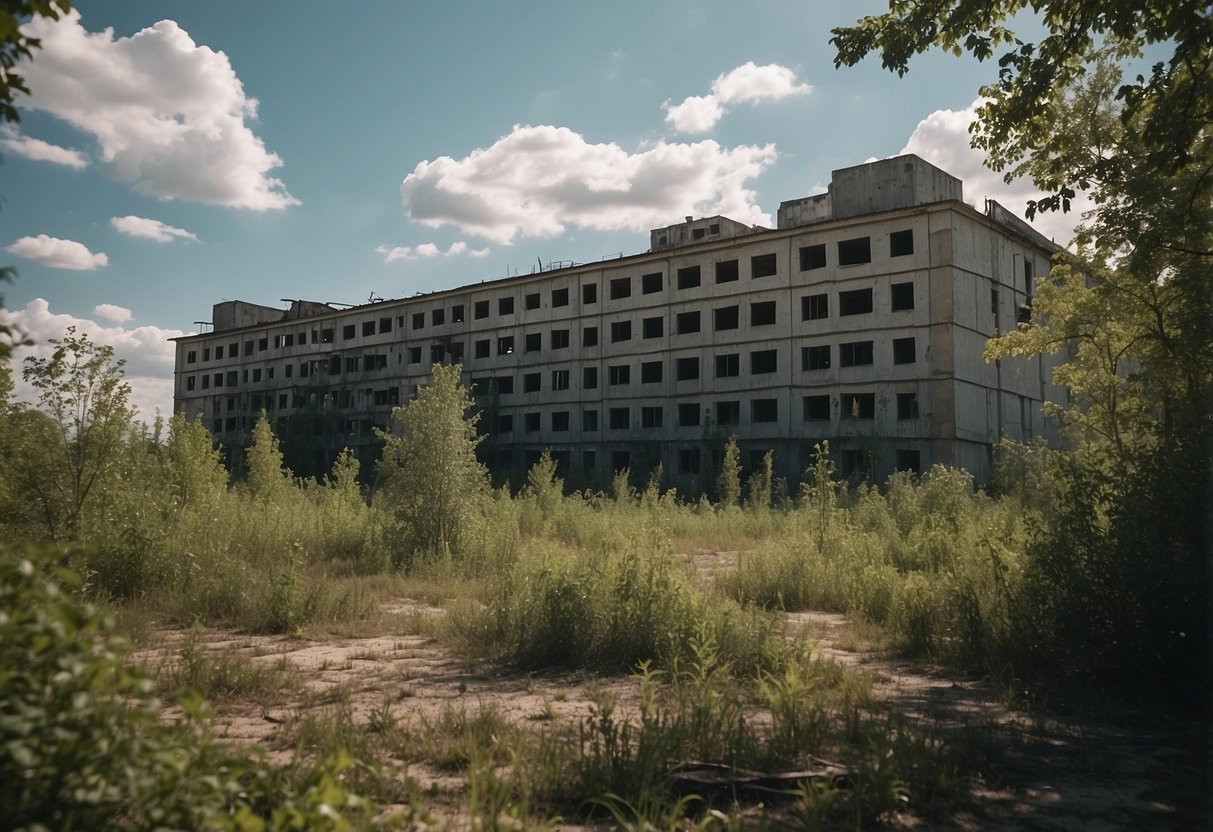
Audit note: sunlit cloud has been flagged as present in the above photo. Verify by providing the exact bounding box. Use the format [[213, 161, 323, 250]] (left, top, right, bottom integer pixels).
[[0, 297, 184, 419], [111, 215, 198, 243], [401, 124, 776, 244], [20, 10, 297, 210], [664, 62, 812, 133], [6, 234, 108, 270]]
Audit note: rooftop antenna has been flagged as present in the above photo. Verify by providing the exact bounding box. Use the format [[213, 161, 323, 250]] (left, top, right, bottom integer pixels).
[[368, 291, 383, 303]]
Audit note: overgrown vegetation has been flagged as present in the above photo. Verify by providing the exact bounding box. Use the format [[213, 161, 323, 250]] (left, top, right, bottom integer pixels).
[[2, 3, 1207, 826]]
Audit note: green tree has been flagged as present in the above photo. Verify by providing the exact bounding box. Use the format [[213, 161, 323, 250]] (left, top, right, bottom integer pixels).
[[834, 5, 1211, 707], [245, 413, 293, 501], [716, 435, 741, 509], [18, 327, 133, 540], [376, 363, 488, 556], [167, 412, 228, 512]]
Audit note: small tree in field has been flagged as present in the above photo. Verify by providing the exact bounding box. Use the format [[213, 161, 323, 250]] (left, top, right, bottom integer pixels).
[[716, 435, 741, 509], [18, 327, 133, 540], [376, 364, 487, 556]]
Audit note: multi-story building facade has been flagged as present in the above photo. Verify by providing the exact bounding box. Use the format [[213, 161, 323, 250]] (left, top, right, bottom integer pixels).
[[171, 154, 1063, 489]]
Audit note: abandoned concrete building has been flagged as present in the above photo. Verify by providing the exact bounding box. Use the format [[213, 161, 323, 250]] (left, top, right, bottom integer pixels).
[[171, 154, 1063, 489]]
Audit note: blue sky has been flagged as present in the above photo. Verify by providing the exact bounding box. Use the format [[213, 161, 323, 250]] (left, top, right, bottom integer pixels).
[[1, 1, 1081, 417]]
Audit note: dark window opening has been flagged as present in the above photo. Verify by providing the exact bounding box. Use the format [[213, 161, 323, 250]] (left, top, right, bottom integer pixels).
[[751, 253, 777, 278], [475, 339, 490, 359], [641, 406, 663, 429], [676, 356, 700, 381], [801, 293, 828, 321], [551, 329, 570, 349], [803, 395, 830, 420], [716, 400, 740, 426], [679, 448, 701, 475], [432, 308, 445, 326], [750, 349, 778, 374], [497, 336, 514, 355], [677, 265, 701, 289], [896, 449, 921, 473], [609, 277, 631, 300], [609, 407, 630, 430], [802, 345, 830, 371], [525, 292, 540, 310], [893, 337, 916, 365], [799, 243, 826, 271], [751, 398, 778, 423], [344, 324, 357, 340], [551, 411, 570, 432], [524, 412, 540, 433], [678, 403, 701, 427], [611, 320, 632, 343], [474, 300, 490, 319], [839, 288, 873, 316], [642, 272, 663, 294], [714, 305, 739, 331], [715, 259, 739, 283], [715, 353, 739, 378], [840, 341, 874, 367], [608, 364, 630, 386], [583, 326, 598, 347], [499, 297, 514, 315], [451, 305, 464, 323], [750, 300, 776, 326], [525, 332, 542, 353], [582, 410, 598, 431], [582, 283, 597, 304], [897, 392, 919, 420], [838, 236, 872, 265], [891, 282, 915, 311], [676, 310, 701, 334], [642, 316, 663, 339], [551, 288, 569, 308], [523, 372, 541, 393], [843, 393, 875, 419], [641, 361, 663, 383], [583, 366, 598, 389], [890, 229, 914, 257]]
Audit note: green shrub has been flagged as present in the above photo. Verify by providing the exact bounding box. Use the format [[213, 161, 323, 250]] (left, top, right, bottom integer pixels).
[[0, 543, 379, 830]]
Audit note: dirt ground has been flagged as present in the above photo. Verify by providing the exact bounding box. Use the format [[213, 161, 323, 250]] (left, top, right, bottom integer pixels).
[[136, 549, 1211, 829]]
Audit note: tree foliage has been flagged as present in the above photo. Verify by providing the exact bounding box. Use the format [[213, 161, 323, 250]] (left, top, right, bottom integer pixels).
[[376, 363, 488, 556], [16, 327, 133, 540], [832, 1, 1211, 213], [716, 435, 741, 509], [835, 1, 1211, 708]]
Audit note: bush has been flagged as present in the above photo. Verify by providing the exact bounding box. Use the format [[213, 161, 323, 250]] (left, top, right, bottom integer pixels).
[[0, 544, 380, 830]]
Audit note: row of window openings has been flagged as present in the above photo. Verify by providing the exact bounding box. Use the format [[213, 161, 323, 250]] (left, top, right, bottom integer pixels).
[[184, 259, 925, 367], [488, 391, 918, 436], [798, 229, 914, 272], [209, 384, 403, 416], [465, 337, 914, 398]]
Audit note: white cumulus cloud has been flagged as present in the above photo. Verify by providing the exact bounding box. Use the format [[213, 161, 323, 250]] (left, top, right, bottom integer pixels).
[[6, 235, 108, 270], [93, 303, 132, 323], [375, 240, 488, 262], [401, 124, 777, 244], [899, 100, 1089, 246], [0, 298, 184, 419], [19, 10, 297, 211], [664, 62, 812, 134], [0, 127, 87, 168], [110, 215, 198, 243]]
